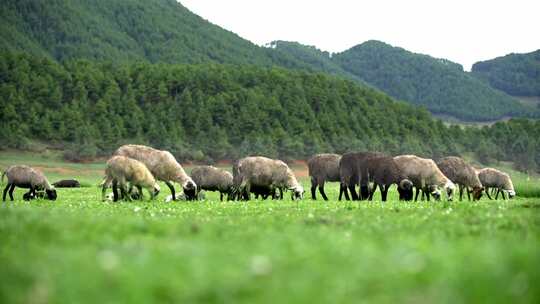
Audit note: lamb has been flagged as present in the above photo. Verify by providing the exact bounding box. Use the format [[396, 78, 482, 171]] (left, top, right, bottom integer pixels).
[[101, 156, 160, 202], [2, 165, 57, 201], [164, 191, 206, 203], [339, 151, 384, 201], [308, 153, 341, 201], [394, 155, 455, 201], [190, 166, 233, 201], [436, 157, 484, 201], [114, 144, 197, 200], [477, 168, 515, 200], [52, 179, 81, 188], [364, 155, 413, 202], [233, 156, 304, 201]]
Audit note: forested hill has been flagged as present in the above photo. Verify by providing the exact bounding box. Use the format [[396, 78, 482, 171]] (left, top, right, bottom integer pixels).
[[0, 52, 462, 162], [328, 40, 535, 121], [471, 50, 540, 98], [0, 0, 310, 69]]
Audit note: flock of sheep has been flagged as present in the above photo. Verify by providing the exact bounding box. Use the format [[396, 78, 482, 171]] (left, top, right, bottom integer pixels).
[[1, 144, 516, 203]]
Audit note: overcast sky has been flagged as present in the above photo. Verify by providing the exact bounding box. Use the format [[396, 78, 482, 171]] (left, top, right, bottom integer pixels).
[[180, 0, 539, 71]]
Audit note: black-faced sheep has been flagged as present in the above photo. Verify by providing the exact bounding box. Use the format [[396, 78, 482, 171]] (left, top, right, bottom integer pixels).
[[190, 166, 233, 201], [101, 156, 160, 202], [114, 145, 197, 200], [52, 179, 81, 188], [233, 156, 304, 201], [364, 155, 413, 202], [436, 157, 484, 201], [339, 151, 384, 201], [2, 165, 57, 201], [477, 168, 515, 200], [394, 155, 456, 201], [308, 153, 341, 201]]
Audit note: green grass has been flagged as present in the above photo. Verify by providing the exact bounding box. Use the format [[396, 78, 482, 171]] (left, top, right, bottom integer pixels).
[[1, 152, 540, 303]]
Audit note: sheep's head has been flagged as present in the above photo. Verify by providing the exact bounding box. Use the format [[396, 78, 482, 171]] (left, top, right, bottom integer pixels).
[[46, 188, 57, 201], [152, 183, 161, 198], [399, 179, 413, 191], [472, 186, 484, 201], [290, 185, 304, 200], [444, 180, 455, 201], [429, 185, 441, 201], [183, 180, 197, 201], [507, 189, 516, 199]]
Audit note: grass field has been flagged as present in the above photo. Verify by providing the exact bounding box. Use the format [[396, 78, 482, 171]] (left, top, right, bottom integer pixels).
[[1, 151, 540, 303]]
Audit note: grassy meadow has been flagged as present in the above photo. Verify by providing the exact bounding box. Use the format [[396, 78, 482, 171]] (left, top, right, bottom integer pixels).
[[1, 151, 540, 303]]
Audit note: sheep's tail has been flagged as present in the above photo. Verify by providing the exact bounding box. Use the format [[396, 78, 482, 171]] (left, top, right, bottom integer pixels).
[[1, 170, 6, 183]]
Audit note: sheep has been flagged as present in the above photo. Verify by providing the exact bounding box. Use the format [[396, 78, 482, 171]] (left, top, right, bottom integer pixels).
[[436, 157, 484, 201], [339, 151, 384, 201], [477, 168, 515, 200], [52, 179, 81, 188], [394, 155, 455, 201], [308, 153, 341, 201], [114, 144, 197, 200], [101, 156, 160, 202], [190, 166, 233, 201], [2, 165, 57, 201], [363, 155, 413, 202], [233, 156, 304, 201]]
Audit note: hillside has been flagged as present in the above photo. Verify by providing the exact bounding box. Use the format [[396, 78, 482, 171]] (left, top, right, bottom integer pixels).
[[266, 41, 364, 83], [0, 0, 312, 69], [471, 49, 540, 98], [328, 41, 534, 121]]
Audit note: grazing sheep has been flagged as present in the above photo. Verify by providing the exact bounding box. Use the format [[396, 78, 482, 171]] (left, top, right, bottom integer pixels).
[[190, 166, 233, 201], [233, 156, 304, 201], [308, 153, 341, 201], [2, 165, 57, 201], [477, 168, 515, 200], [437, 157, 484, 201], [364, 155, 413, 202], [339, 152, 384, 201], [101, 156, 160, 202], [394, 155, 455, 201], [52, 179, 81, 188], [114, 145, 197, 200]]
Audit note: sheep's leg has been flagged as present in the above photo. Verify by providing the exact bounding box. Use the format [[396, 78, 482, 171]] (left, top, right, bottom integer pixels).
[[165, 181, 176, 201], [311, 177, 317, 200], [495, 189, 500, 200], [338, 183, 345, 201], [137, 186, 144, 201], [112, 180, 120, 202], [425, 188, 430, 202], [459, 185, 464, 201], [368, 183, 377, 201], [382, 185, 389, 202], [501, 190, 506, 200], [485, 188, 493, 200], [3, 183, 11, 202], [348, 183, 358, 201], [319, 183, 329, 201], [220, 192, 224, 201], [466, 187, 471, 201], [414, 187, 420, 202], [8, 184, 16, 201]]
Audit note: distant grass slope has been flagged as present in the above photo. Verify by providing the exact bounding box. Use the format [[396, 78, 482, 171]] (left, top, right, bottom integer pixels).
[[472, 49, 540, 97]]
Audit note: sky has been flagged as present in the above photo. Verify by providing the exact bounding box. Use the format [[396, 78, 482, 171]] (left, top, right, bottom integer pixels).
[[180, 0, 540, 71]]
